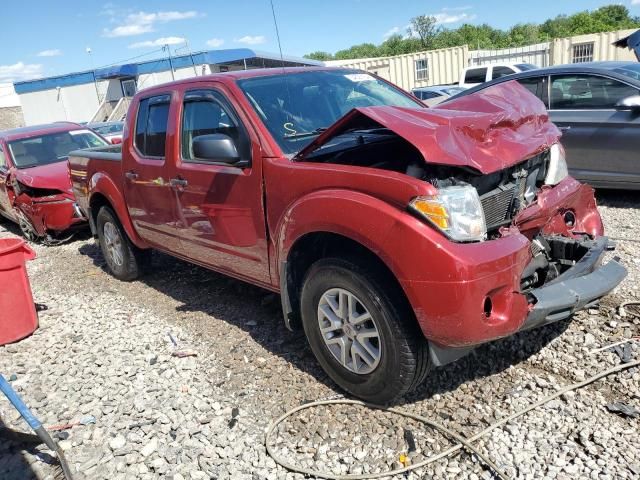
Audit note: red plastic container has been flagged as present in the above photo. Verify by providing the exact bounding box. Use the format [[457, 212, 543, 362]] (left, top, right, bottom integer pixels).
[[0, 238, 37, 345]]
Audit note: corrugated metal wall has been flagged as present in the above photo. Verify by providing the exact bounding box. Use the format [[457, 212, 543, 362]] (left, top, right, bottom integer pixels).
[[551, 29, 638, 64], [326, 46, 468, 91], [469, 42, 551, 67]]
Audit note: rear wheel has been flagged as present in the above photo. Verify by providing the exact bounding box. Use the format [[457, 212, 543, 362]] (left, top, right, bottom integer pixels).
[[300, 257, 430, 404], [96, 206, 151, 281]]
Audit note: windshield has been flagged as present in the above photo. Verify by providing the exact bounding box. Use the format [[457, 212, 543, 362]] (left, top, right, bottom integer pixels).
[[91, 123, 124, 136], [613, 64, 640, 82], [237, 69, 422, 154], [9, 129, 108, 169]]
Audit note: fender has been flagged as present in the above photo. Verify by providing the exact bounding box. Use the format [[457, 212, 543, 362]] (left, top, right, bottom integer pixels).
[[89, 172, 149, 249], [277, 189, 427, 287]]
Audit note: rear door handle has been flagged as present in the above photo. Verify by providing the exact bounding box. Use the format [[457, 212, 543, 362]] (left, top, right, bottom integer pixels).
[[170, 178, 188, 188], [125, 171, 139, 181]]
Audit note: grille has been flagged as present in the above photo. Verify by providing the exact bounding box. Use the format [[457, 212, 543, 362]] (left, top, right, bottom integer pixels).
[[481, 187, 516, 230]]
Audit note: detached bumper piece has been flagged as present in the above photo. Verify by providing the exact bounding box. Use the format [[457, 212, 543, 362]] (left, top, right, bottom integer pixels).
[[523, 237, 627, 330]]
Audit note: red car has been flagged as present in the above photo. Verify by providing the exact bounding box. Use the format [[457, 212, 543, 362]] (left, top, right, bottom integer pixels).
[[0, 122, 108, 242], [69, 68, 626, 403]]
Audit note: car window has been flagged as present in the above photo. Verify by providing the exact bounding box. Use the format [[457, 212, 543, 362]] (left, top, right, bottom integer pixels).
[[464, 68, 487, 84], [492, 66, 516, 79], [517, 76, 549, 107], [135, 95, 170, 158], [0, 147, 6, 169], [8, 130, 108, 169], [550, 74, 639, 110], [515, 63, 538, 71], [181, 90, 250, 162]]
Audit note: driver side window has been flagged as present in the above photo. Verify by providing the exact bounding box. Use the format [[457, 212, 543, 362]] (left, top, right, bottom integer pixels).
[[181, 90, 250, 162]]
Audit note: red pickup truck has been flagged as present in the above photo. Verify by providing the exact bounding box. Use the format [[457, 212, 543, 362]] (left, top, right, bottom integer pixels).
[[69, 67, 627, 403]]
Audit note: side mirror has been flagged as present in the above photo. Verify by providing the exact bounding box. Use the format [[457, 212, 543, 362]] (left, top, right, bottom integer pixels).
[[615, 94, 640, 111], [192, 134, 242, 165]]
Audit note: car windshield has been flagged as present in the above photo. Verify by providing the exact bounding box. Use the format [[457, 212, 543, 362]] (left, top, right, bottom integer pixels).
[[515, 63, 538, 71], [9, 129, 108, 169], [91, 123, 124, 136], [613, 64, 640, 81], [237, 69, 422, 155]]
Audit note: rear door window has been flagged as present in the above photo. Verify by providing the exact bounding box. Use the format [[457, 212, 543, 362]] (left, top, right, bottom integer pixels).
[[464, 68, 487, 84], [550, 74, 639, 110], [517, 76, 549, 107], [134, 94, 171, 158]]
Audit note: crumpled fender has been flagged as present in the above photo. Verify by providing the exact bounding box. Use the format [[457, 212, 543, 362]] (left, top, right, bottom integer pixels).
[[89, 172, 149, 249]]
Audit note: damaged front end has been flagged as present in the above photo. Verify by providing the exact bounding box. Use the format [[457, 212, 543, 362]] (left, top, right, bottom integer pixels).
[[294, 81, 627, 356], [10, 176, 85, 244]]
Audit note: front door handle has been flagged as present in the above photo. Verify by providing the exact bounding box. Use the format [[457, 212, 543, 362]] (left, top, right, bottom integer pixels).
[[559, 126, 571, 132], [169, 178, 188, 188], [125, 171, 139, 181]]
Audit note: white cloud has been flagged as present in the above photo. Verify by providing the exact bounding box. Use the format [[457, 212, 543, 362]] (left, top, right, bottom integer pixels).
[[206, 38, 225, 48], [0, 62, 43, 82], [632, 0, 640, 5], [103, 10, 200, 37], [235, 35, 266, 45], [128, 36, 185, 49], [432, 11, 476, 25], [383, 26, 400, 39], [36, 49, 63, 57]]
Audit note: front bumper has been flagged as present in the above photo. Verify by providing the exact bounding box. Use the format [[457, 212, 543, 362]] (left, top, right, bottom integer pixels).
[[14, 195, 86, 238], [429, 237, 627, 366]]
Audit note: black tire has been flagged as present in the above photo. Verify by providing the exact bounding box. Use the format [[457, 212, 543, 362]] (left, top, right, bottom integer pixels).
[[96, 206, 151, 281], [300, 257, 430, 404]]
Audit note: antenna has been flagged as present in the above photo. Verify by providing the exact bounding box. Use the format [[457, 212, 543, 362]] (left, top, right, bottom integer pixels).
[[269, 0, 286, 73], [269, 0, 293, 125]]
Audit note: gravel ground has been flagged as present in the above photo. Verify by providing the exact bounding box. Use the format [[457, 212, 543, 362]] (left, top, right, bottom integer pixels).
[[0, 189, 638, 480]]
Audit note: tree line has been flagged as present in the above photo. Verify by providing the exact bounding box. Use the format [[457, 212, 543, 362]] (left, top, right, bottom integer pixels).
[[304, 4, 640, 61]]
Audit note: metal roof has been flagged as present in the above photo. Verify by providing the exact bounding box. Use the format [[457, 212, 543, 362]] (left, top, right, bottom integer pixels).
[[13, 48, 322, 94]]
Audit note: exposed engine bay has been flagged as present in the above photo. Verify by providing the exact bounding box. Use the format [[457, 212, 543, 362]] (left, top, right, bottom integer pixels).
[[299, 126, 599, 295]]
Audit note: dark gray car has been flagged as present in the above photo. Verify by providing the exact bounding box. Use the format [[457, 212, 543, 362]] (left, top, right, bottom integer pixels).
[[447, 62, 640, 190]]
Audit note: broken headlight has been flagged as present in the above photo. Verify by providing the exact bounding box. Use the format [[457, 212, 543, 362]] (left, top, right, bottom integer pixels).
[[544, 143, 568, 186], [409, 185, 487, 242]]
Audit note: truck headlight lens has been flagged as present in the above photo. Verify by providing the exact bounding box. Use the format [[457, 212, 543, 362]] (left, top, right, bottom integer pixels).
[[409, 185, 486, 242], [545, 143, 568, 185]]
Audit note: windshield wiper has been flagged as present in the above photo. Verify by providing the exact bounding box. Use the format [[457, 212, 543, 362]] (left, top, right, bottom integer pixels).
[[284, 127, 327, 139]]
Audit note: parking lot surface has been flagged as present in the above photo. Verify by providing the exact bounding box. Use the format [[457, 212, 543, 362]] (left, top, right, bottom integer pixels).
[[1, 189, 638, 480]]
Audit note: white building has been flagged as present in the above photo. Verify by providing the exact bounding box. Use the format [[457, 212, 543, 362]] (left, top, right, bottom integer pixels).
[[13, 48, 321, 126]]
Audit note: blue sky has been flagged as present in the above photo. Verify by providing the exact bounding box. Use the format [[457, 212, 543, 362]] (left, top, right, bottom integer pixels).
[[1, 0, 639, 83]]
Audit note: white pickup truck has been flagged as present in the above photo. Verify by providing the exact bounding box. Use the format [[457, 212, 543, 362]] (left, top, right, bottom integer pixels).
[[460, 63, 538, 88]]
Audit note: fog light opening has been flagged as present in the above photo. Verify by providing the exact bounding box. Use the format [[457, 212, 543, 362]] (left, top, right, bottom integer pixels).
[[483, 296, 493, 318], [564, 210, 576, 228]]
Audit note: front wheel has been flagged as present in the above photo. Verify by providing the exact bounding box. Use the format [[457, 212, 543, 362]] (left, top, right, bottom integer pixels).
[[96, 206, 151, 281], [300, 257, 430, 404]]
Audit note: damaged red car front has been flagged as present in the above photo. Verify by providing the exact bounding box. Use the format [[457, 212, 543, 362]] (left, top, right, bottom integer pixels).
[[0, 123, 108, 243]]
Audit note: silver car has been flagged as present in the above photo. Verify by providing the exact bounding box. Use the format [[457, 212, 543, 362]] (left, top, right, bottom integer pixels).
[[447, 62, 640, 190]]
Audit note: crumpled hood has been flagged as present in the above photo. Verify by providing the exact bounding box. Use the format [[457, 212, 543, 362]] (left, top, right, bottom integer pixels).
[[13, 160, 73, 193], [296, 81, 560, 174]]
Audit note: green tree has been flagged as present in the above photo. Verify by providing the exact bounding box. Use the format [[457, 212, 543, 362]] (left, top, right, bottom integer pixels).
[[304, 51, 334, 61], [305, 4, 640, 60], [407, 15, 440, 49]]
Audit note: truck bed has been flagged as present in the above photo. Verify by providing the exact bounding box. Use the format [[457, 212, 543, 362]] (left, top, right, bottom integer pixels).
[[68, 145, 124, 223]]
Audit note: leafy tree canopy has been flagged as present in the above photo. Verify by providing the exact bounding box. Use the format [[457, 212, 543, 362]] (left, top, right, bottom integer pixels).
[[304, 4, 640, 60]]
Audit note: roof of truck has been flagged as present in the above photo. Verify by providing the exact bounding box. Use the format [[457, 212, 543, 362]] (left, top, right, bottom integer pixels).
[[0, 122, 85, 142]]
